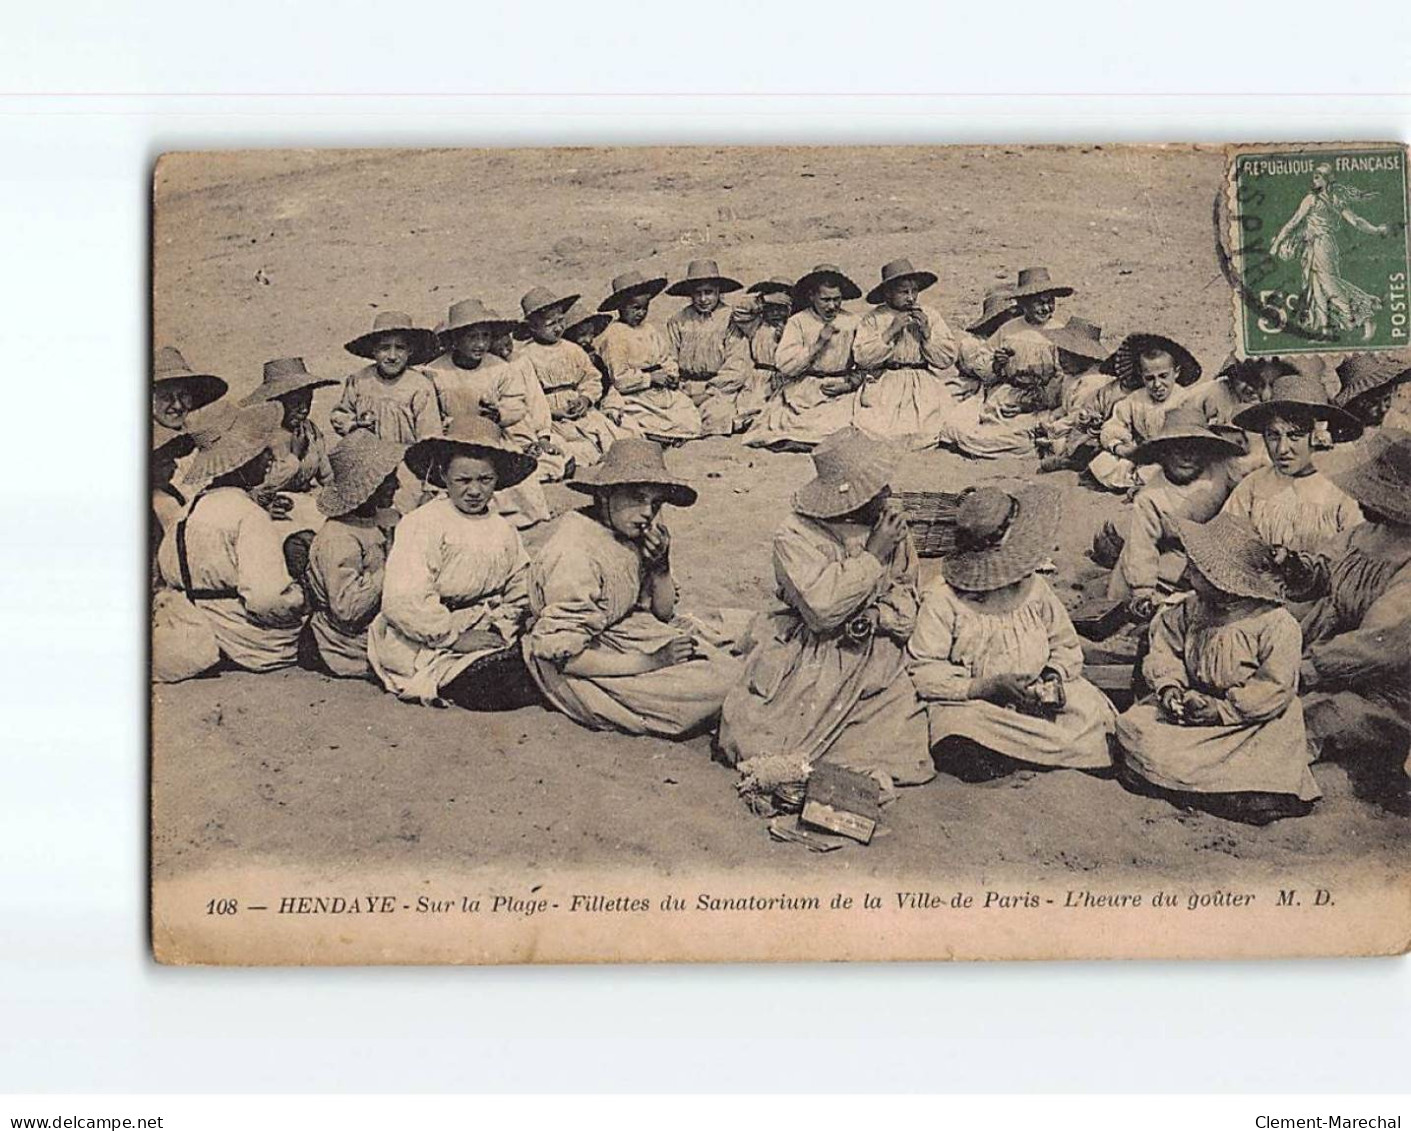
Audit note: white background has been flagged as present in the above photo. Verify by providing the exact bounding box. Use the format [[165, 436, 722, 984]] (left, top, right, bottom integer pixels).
[[3, 0, 1410, 1095]]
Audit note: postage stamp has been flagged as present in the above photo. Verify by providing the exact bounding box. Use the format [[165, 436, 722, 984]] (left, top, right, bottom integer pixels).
[[1224, 143, 1410, 356]]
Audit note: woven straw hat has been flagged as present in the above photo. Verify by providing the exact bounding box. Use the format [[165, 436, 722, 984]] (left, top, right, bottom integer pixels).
[[438, 298, 522, 349], [1232, 371, 1364, 441], [240, 357, 338, 406], [344, 311, 440, 366], [1042, 317, 1108, 363], [567, 438, 698, 507], [1011, 266, 1075, 300], [792, 427, 901, 521], [405, 415, 537, 490], [943, 485, 1062, 593], [1334, 351, 1411, 408], [562, 299, 613, 341], [1100, 332, 1202, 388], [1132, 402, 1245, 465], [1214, 353, 1299, 384], [182, 402, 282, 486], [792, 263, 862, 304], [759, 290, 792, 309], [519, 285, 581, 322], [1177, 514, 1286, 603], [866, 258, 938, 305], [153, 346, 228, 412], [317, 431, 408, 518], [967, 285, 1019, 337], [1327, 431, 1411, 526], [747, 276, 794, 297], [666, 259, 743, 298], [152, 428, 196, 461], [598, 270, 668, 313]]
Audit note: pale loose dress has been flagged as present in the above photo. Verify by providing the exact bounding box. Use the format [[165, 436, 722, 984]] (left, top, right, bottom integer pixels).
[[156, 487, 308, 672], [508, 339, 628, 470], [329, 366, 442, 444], [525, 511, 746, 738], [1108, 466, 1238, 601], [666, 304, 737, 436], [1300, 523, 1411, 774], [743, 310, 861, 449], [596, 320, 703, 443], [1117, 596, 1319, 800], [717, 514, 934, 785], [305, 515, 388, 678], [712, 320, 782, 433], [423, 352, 552, 527], [1088, 387, 1172, 490], [367, 497, 530, 705], [906, 575, 1115, 769], [934, 320, 1059, 459], [850, 303, 962, 450], [1218, 466, 1363, 554]]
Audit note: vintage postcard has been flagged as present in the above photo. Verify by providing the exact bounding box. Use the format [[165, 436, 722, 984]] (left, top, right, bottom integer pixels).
[[150, 144, 1411, 965]]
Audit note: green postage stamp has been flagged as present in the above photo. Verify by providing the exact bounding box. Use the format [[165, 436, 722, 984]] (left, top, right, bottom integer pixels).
[[1225, 143, 1410, 356]]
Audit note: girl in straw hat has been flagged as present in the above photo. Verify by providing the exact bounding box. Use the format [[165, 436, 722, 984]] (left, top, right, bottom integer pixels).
[[907, 486, 1115, 780], [526, 438, 750, 739], [713, 291, 792, 434], [367, 417, 540, 710], [505, 286, 628, 474], [302, 431, 406, 678], [1115, 514, 1318, 825], [665, 259, 743, 436], [1105, 403, 1244, 616], [155, 403, 309, 674], [425, 298, 553, 528], [743, 265, 864, 451], [981, 266, 1075, 403], [240, 357, 340, 532], [1290, 433, 1411, 794], [718, 428, 935, 788], [561, 299, 614, 395], [329, 311, 442, 445], [851, 258, 963, 451], [1087, 334, 1202, 491], [152, 346, 228, 443], [1218, 370, 1365, 554], [595, 270, 704, 444], [1325, 352, 1411, 475], [938, 317, 1110, 461]]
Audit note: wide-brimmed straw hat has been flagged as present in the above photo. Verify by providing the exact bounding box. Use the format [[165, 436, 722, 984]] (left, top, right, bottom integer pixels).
[[152, 429, 196, 461], [1042, 317, 1108, 363], [1132, 402, 1245, 466], [182, 402, 282, 486], [404, 415, 537, 490], [1100, 332, 1203, 388], [437, 298, 522, 349], [666, 259, 743, 298], [1334, 351, 1411, 408], [943, 485, 1061, 592], [1232, 371, 1364, 441], [240, 357, 338, 406], [567, 437, 698, 508], [1214, 353, 1299, 384], [967, 285, 1019, 337], [1327, 432, 1411, 526], [866, 258, 938, 305], [153, 346, 229, 412], [747, 276, 794, 297], [792, 427, 901, 521], [317, 431, 408, 518], [759, 290, 792, 309], [792, 263, 862, 304], [598, 270, 668, 313], [344, 311, 440, 366], [1177, 514, 1286, 603], [562, 299, 613, 341], [1011, 266, 1075, 301], [519, 285, 581, 323]]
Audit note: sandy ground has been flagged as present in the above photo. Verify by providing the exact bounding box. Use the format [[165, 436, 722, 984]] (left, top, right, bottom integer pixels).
[[152, 146, 1409, 885]]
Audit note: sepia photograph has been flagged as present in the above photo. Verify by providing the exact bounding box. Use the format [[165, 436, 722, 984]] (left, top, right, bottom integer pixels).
[[149, 142, 1411, 965]]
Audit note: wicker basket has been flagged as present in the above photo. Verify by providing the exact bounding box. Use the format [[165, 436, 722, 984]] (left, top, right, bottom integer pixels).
[[898, 490, 965, 557]]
